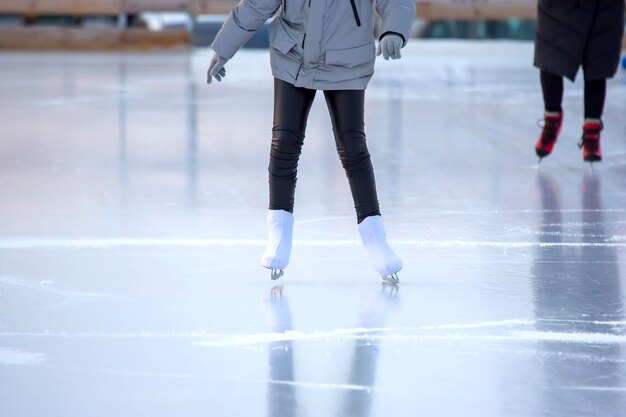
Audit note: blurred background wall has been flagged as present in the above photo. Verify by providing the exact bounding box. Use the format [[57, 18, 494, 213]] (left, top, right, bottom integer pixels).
[[0, 0, 540, 50], [0, 0, 623, 54]]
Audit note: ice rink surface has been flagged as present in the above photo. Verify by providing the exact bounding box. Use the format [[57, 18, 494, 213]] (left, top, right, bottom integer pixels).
[[1, 41, 625, 416]]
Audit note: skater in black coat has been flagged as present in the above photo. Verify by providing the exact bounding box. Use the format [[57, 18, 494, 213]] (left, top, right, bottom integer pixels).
[[533, 0, 625, 163]]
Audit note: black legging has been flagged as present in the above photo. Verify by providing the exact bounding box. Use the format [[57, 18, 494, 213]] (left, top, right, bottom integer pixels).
[[269, 78, 380, 223], [540, 70, 606, 119]]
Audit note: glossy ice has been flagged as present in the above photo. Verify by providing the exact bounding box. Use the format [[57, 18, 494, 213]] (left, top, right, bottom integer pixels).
[[1, 42, 625, 417]]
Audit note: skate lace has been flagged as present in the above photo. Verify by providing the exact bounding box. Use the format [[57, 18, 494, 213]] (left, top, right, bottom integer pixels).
[[578, 124, 603, 150], [537, 118, 560, 145]]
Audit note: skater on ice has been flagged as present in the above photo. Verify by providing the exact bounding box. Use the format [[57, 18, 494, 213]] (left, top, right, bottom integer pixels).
[[533, 0, 624, 163], [207, 0, 415, 282]]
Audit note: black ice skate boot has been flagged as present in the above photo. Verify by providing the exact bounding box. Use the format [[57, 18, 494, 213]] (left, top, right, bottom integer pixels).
[[578, 119, 603, 163]]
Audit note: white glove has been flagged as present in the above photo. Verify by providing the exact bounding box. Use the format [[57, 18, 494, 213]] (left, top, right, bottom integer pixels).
[[376, 33, 404, 60], [207, 53, 228, 84]]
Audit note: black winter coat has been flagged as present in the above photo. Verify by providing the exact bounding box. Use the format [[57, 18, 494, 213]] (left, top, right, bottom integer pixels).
[[534, 0, 625, 81]]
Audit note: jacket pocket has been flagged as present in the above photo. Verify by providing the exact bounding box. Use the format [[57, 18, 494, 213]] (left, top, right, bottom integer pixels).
[[272, 35, 297, 55], [269, 20, 298, 55], [325, 42, 374, 68], [349, 0, 361, 27]]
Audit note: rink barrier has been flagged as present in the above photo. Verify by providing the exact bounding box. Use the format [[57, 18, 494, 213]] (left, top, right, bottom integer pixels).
[[0, 0, 236, 15], [0, 0, 549, 17], [0, 26, 191, 50], [0, 0, 233, 50], [416, 1, 536, 20], [0, 1, 625, 50]]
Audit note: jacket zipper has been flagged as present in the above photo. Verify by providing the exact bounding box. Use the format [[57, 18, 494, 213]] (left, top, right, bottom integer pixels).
[[302, 0, 310, 47], [348, 0, 361, 27]]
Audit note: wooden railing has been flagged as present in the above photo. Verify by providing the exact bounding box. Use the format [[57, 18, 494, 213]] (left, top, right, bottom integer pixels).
[[416, 0, 536, 19], [0, 0, 239, 15], [0, 0, 233, 50]]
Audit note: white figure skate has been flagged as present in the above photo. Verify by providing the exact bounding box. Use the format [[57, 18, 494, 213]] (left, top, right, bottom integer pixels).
[[261, 209, 294, 280], [358, 215, 403, 284]]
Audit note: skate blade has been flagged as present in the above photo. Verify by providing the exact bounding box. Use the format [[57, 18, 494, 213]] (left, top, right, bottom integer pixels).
[[270, 269, 284, 280], [382, 273, 399, 285]]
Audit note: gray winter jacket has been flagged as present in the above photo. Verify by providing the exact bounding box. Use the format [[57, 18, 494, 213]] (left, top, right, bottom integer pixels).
[[211, 0, 416, 90]]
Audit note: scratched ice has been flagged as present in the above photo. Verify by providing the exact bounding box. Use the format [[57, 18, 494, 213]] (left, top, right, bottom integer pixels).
[[0, 42, 625, 417]]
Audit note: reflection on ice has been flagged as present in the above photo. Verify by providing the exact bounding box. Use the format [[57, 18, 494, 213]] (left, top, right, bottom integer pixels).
[[264, 284, 400, 417], [1, 43, 625, 416], [533, 173, 624, 416]]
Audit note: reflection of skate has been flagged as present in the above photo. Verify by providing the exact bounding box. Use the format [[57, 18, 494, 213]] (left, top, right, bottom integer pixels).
[[358, 283, 401, 329], [381, 281, 399, 296], [264, 286, 292, 332], [536, 173, 561, 216], [264, 286, 295, 417], [377, 282, 401, 311], [270, 285, 283, 299], [582, 174, 600, 217], [261, 210, 294, 280], [358, 215, 403, 283], [337, 286, 400, 417]]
